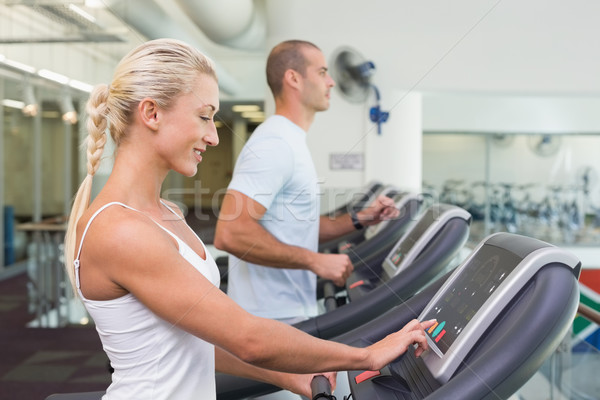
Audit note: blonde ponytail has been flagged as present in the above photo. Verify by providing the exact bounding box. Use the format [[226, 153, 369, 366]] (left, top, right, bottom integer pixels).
[[63, 84, 109, 295]]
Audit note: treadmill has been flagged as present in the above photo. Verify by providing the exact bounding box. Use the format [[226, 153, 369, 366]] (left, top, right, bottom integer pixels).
[[319, 185, 412, 255], [325, 180, 385, 218], [216, 204, 471, 399], [329, 191, 426, 272], [329, 232, 581, 400], [305, 203, 472, 339]]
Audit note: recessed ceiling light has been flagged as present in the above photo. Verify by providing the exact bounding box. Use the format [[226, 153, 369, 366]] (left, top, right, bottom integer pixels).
[[68, 4, 96, 23], [1, 58, 36, 74], [2, 99, 25, 109], [69, 79, 94, 93], [241, 111, 265, 119], [232, 105, 260, 112], [38, 69, 69, 84]]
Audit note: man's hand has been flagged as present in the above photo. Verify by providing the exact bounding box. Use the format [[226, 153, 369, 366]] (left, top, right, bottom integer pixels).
[[309, 253, 354, 287], [356, 195, 400, 227]]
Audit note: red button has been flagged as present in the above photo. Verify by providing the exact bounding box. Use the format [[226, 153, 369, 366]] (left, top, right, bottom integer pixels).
[[340, 242, 353, 251], [355, 370, 381, 384], [349, 280, 365, 289]]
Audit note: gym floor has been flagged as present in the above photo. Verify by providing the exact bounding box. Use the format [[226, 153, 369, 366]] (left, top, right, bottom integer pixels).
[[0, 269, 110, 400]]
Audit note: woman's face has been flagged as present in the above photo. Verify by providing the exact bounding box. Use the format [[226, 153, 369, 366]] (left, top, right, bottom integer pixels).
[[154, 74, 220, 177]]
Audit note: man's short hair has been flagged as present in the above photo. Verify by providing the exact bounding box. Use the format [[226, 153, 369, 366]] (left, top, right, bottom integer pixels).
[[266, 40, 320, 97]]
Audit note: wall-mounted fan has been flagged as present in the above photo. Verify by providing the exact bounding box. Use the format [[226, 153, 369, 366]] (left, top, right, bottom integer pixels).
[[576, 165, 598, 197], [330, 46, 389, 134], [491, 133, 515, 148], [527, 134, 561, 157]]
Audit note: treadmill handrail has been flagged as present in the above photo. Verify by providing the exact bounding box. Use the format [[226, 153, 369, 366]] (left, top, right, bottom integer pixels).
[[578, 302, 600, 326], [311, 375, 333, 399]]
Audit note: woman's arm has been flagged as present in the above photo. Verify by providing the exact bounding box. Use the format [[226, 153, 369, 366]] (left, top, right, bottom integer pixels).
[[83, 208, 433, 376], [215, 347, 336, 397]]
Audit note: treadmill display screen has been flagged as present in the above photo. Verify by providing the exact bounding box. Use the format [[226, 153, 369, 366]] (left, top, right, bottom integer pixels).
[[387, 210, 435, 270], [421, 245, 522, 355]]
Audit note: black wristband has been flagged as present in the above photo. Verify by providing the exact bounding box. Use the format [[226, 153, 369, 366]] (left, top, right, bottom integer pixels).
[[350, 209, 364, 230]]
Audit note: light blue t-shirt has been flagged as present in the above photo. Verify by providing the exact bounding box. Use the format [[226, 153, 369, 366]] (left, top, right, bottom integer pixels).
[[226, 115, 321, 320]]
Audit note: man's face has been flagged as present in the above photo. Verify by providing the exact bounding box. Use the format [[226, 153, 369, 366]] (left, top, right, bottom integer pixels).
[[299, 47, 336, 112]]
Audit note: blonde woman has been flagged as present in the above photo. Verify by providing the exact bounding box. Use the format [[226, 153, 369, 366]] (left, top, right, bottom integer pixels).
[[64, 38, 434, 399]]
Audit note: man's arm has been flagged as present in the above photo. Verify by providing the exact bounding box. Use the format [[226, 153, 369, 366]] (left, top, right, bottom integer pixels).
[[318, 195, 400, 243], [214, 189, 353, 286]]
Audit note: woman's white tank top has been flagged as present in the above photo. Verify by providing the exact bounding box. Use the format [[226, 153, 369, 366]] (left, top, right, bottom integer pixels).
[[74, 201, 220, 399]]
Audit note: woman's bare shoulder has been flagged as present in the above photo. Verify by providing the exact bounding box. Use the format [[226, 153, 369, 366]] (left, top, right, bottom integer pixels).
[[161, 198, 186, 219], [77, 202, 168, 256]]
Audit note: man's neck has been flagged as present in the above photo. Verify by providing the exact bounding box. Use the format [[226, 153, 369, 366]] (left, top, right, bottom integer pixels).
[[275, 100, 315, 132]]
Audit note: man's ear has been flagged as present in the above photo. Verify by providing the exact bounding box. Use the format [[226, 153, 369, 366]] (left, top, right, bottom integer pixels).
[[283, 69, 302, 91], [138, 98, 159, 131]]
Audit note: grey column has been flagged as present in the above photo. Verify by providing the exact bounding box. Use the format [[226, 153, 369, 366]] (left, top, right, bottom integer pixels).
[[32, 86, 42, 223], [63, 111, 72, 216], [0, 78, 5, 267]]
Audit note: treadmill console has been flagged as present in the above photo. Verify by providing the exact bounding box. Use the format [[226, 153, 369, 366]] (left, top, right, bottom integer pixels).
[[382, 204, 471, 278], [418, 232, 580, 383]]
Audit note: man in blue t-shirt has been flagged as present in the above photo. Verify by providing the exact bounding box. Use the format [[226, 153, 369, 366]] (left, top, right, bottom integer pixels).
[[214, 40, 397, 324]]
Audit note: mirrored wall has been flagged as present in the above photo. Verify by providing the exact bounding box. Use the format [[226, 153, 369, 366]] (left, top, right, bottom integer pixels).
[[423, 131, 600, 246]]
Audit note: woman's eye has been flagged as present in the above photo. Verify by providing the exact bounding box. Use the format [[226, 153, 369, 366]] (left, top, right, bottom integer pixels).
[[200, 116, 211, 122]]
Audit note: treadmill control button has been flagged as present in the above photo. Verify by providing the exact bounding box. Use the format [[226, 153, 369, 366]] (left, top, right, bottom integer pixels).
[[339, 242, 353, 251], [349, 280, 365, 289], [355, 370, 381, 384]]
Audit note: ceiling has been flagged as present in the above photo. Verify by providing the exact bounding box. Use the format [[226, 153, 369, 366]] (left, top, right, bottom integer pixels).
[[0, 1, 129, 44], [0, 0, 143, 65], [0, 0, 267, 123]]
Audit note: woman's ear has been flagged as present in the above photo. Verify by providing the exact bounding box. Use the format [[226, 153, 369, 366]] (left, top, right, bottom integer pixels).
[[138, 98, 159, 131]]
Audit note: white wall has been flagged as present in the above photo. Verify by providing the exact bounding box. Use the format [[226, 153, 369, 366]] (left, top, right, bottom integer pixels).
[[264, 0, 600, 204], [365, 91, 422, 192], [264, 0, 600, 95], [424, 93, 600, 134]]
